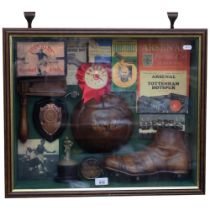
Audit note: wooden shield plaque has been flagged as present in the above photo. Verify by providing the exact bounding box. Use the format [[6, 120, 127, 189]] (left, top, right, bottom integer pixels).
[[33, 98, 68, 142]]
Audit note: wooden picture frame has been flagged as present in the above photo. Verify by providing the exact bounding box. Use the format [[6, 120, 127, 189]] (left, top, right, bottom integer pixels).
[[3, 21, 207, 197]]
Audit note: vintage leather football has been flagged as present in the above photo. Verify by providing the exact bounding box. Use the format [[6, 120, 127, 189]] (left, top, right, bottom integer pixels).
[[71, 94, 134, 153]]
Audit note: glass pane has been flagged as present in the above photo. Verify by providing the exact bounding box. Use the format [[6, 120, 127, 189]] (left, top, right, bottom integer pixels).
[[11, 35, 201, 191]]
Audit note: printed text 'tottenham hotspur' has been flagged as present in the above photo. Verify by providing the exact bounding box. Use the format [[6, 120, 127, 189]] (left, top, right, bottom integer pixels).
[[148, 81, 179, 90]]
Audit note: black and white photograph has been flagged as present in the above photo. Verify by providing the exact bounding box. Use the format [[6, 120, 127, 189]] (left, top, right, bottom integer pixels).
[[17, 139, 59, 179]]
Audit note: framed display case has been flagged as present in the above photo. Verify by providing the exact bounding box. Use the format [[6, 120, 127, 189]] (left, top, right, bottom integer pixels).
[[3, 12, 207, 197]]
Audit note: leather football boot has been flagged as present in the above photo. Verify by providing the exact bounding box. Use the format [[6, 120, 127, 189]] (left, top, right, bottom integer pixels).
[[104, 128, 190, 176]]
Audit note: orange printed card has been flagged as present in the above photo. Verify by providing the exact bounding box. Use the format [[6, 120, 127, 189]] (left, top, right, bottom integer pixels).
[[137, 39, 191, 113]]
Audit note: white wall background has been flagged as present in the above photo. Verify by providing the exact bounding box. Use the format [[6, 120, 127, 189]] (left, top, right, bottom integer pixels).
[[0, 0, 209, 209]]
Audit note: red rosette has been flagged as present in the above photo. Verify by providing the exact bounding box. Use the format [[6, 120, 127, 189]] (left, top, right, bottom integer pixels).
[[76, 63, 111, 103]]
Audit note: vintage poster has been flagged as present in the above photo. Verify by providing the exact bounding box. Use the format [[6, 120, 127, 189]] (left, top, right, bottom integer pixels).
[[66, 39, 88, 85], [16, 42, 65, 77], [17, 139, 59, 179], [111, 40, 137, 91], [88, 39, 111, 64], [137, 39, 191, 113]]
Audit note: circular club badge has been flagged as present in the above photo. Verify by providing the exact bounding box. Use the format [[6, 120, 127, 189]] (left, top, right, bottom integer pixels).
[[84, 64, 108, 89], [77, 63, 111, 103]]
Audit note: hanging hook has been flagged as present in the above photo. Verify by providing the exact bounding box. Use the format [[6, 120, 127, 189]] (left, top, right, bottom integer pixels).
[[167, 12, 178, 29], [24, 11, 35, 28]]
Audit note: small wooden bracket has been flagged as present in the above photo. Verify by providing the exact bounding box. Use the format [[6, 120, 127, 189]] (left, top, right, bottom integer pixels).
[[167, 12, 178, 29], [24, 11, 35, 28]]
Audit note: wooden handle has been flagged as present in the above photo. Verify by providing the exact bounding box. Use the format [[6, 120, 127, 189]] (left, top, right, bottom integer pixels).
[[19, 95, 28, 143]]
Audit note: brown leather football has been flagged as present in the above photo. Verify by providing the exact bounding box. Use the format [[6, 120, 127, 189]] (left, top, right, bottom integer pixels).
[[71, 94, 134, 153]]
